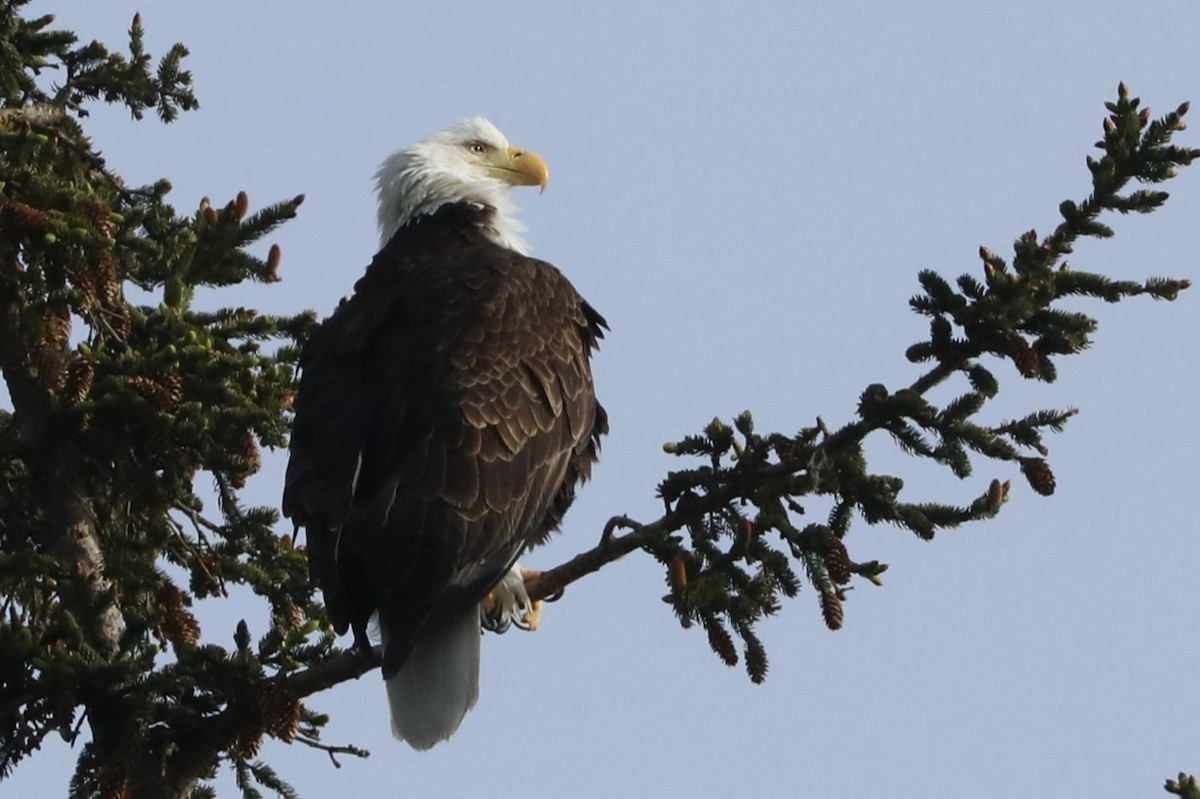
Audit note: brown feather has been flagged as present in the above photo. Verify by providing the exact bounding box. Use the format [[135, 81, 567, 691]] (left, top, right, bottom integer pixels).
[[282, 202, 606, 675]]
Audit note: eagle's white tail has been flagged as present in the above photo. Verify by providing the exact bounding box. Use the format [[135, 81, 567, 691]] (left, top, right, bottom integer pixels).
[[384, 606, 481, 750]]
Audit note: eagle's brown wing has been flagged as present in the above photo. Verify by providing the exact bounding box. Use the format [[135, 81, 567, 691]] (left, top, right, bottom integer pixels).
[[283, 205, 605, 675]]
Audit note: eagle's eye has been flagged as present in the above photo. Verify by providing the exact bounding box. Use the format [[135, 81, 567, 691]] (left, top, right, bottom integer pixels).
[[466, 141, 488, 155]]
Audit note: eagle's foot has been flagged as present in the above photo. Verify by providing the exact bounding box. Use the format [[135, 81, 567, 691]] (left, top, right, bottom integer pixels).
[[351, 628, 376, 659], [481, 563, 543, 633]]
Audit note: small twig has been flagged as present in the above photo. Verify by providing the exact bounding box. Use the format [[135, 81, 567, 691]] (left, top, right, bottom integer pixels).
[[528, 516, 653, 603], [293, 734, 369, 768], [177, 505, 223, 538], [599, 513, 642, 544], [172, 506, 227, 595]]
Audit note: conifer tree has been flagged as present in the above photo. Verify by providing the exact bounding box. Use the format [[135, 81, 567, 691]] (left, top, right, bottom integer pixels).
[[0, 5, 1194, 797], [0, 6, 317, 797]]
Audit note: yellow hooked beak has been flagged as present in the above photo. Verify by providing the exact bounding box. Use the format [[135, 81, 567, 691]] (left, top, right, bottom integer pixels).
[[487, 146, 549, 193]]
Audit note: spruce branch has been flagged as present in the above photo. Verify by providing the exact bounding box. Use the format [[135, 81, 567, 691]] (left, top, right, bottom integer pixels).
[[510, 84, 1197, 679], [292, 735, 370, 769]]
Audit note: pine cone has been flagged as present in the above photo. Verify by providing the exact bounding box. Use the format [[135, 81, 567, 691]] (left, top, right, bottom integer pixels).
[[63, 355, 96, 405], [37, 348, 64, 392], [93, 252, 121, 308], [266, 243, 282, 280], [234, 190, 250, 219], [88, 202, 116, 238], [667, 555, 687, 591], [824, 537, 852, 585], [126, 370, 183, 412], [1019, 457, 1056, 496], [238, 430, 261, 471], [987, 478, 1005, 510], [42, 306, 71, 349], [157, 584, 201, 648], [1009, 334, 1041, 378], [703, 616, 738, 666], [260, 690, 301, 742], [230, 728, 264, 759], [820, 589, 844, 631], [37, 306, 71, 390], [158, 369, 184, 410], [128, 375, 171, 411], [161, 606, 200, 648], [89, 252, 129, 338], [1, 201, 51, 233], [74, 263, 100, 308], [732, 517, 753, 556]]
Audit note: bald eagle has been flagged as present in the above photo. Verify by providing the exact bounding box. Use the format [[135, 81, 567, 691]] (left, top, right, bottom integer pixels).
[[283, 118, 606, 749]]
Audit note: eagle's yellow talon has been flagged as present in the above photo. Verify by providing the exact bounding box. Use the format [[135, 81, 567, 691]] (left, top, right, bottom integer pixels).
[[521, 599, 543, 631]]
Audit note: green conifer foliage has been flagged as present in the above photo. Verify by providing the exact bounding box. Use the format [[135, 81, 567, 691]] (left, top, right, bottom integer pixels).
[[0, 5, 322, 797], [522, 83, 1196, 689]]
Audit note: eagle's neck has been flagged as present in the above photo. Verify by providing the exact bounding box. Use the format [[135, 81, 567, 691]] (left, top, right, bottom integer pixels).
[[375, 156, 530, 254]]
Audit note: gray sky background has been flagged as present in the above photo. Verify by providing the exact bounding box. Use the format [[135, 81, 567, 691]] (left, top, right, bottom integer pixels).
[[8, 2, 1200, 797]]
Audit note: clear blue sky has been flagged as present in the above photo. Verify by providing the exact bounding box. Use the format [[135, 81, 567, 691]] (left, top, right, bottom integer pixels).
[[10, 2, 1200, 796]]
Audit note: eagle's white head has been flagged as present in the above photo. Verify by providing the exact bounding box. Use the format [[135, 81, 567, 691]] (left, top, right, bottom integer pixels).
[[374, 117, 549, 254]]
